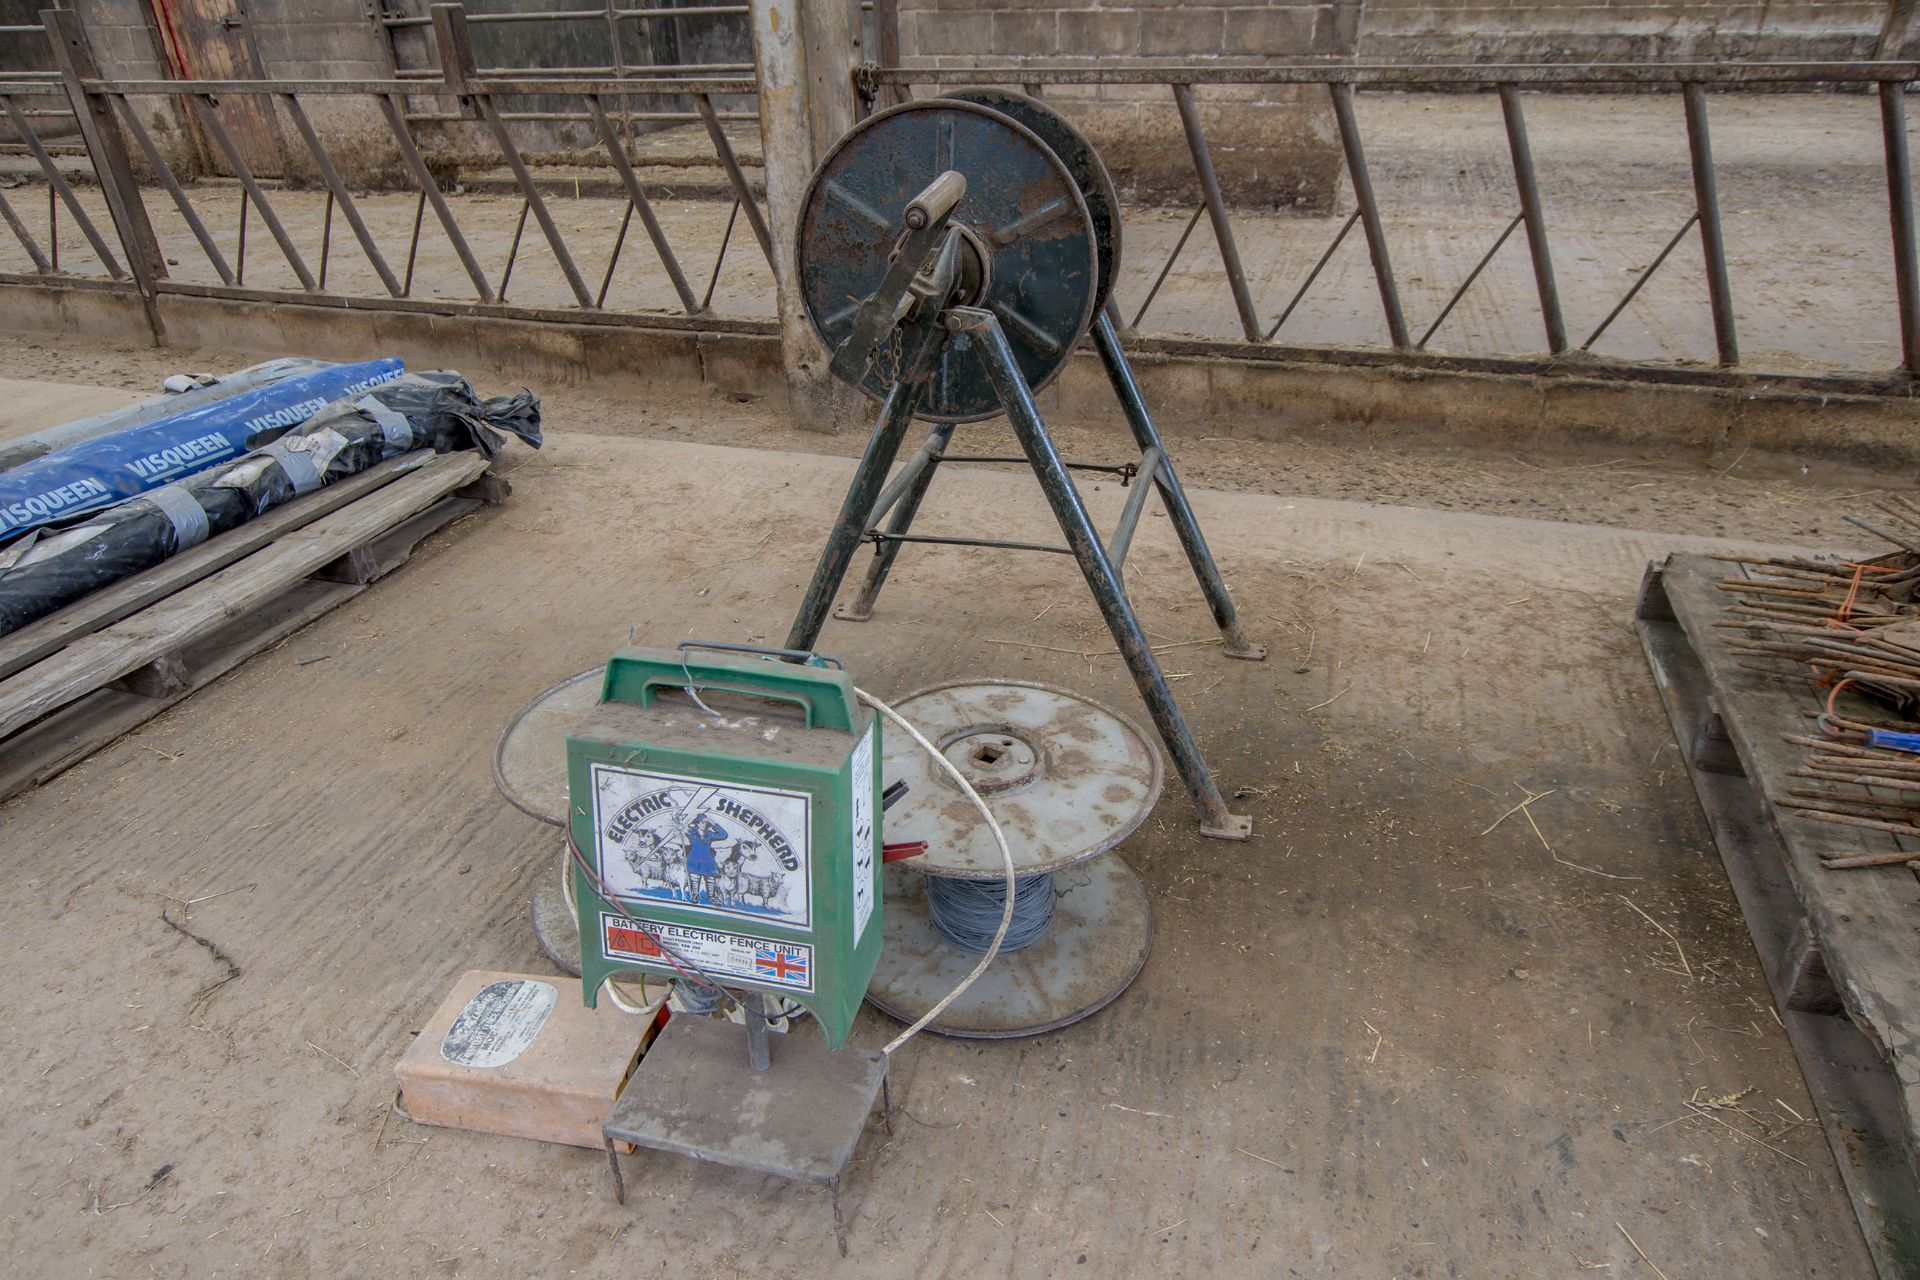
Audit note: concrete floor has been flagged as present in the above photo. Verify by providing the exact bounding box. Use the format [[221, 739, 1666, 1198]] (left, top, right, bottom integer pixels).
[[0, 403, 1881, 1275], [2, 91, 1914, 376], [0, 375, 142, 443]]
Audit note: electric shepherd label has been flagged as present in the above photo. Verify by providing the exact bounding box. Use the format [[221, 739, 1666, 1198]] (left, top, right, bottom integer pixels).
[[599, 915, 815, 993], [439, 978, 557, 1069], [589, 763, 813, 930], [850, 729, 876, 945]]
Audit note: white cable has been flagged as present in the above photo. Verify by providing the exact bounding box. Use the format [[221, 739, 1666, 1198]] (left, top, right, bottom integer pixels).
[[600, 973, 655, 1015], [856, 685, 1015, 1056], [561, 842, 578, 917]]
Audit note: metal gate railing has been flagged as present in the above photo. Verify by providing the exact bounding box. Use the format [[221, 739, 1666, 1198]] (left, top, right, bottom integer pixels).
[[0, 4, 776, 335], [9, 18, 1920, 402], [869, 62, 1920, 394]]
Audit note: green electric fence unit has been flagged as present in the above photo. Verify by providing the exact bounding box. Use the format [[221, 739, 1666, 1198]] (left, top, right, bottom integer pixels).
[[565, 644, 882, 1048]]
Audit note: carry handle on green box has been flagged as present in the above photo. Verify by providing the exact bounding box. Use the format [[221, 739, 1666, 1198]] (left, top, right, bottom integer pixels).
[[568, 644, 883, 1048], [602, 642, 861, 732]]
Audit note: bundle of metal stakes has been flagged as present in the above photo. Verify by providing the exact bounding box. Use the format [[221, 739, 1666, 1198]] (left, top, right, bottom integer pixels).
[[1715, 497, 1920, 870]]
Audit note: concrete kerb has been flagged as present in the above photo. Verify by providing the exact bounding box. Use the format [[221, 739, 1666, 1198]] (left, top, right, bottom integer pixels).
[[4, 278, 1919, 465]]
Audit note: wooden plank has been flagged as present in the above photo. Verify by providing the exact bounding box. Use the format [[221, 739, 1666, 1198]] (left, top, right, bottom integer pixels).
[[1638, 558, 1920, 1275], [1785, 920, 1845, 1016], [0, 577, 363, 802], [110, 652, 189, 699], [1658, 553, 1920, 1067], [0, 492, 485, 801], [0, 451, 488, 743], [0, 452, 432, 682], [1690, 708, 1745, 776], [314, 496, 481, 585]]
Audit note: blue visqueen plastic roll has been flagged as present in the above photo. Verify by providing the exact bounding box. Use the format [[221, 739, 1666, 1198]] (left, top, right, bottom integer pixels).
[[0, 357, 404, 541]]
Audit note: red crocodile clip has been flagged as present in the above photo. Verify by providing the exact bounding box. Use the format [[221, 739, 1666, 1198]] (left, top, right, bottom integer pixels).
[[882, 841, 928, 863]]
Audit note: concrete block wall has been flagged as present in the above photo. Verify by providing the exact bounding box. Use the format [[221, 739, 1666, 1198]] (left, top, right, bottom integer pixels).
[[245, 0, 408, 184], [57, 0, 199, 173], [900, 0, 1362, 60], [901, 0, 1909, 65], [899, 0, 1364, 210], [1353, 0, 1899, 63]]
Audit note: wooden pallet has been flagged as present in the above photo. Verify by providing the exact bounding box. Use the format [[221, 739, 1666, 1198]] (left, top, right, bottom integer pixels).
[[0, 449, 503, 802], [1638, 553, 1920, 1276]]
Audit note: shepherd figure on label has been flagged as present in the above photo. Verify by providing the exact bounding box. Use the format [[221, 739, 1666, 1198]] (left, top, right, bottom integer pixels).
[[684, 812, 727, 905]]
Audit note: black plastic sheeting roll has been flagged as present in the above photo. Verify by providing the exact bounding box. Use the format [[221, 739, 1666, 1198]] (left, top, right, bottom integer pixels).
[[0, 372, 541, 638]]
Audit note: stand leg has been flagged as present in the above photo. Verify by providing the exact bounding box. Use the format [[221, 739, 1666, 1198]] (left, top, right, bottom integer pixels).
[[836, 422, 956, 622], [831, 1176, 849, 1256], [955, 309, 1251, 841], [605, 1138, 627, 1204], [786, 375, 931, 651], [881, 1076, 893, 1135], [744, 992, 771, 1072], [1092, 314, 1266, 661]]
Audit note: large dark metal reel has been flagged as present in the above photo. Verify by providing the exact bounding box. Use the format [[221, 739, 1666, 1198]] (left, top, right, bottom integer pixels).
[[932, 88, 1122, 316], [797, 99, 1100, 422]]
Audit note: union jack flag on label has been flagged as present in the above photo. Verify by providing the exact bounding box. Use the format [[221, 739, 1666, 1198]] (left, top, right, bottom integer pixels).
[[754, 943, 810, 988], [600, 916, 814, 994]]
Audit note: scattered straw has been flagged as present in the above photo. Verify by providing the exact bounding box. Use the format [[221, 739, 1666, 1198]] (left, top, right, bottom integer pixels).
[[1612, 894, 1693, 980], [1614, 1223, 1671, 1280], [307, 1040, 360, 1076], [1682, 1100, 1806, 1166], [1306, 682, 1354, 712], [1480, 789, 1560, 837]]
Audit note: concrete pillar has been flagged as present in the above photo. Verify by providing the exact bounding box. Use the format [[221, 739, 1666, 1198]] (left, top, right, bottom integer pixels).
[[751, 0, 861, 432]]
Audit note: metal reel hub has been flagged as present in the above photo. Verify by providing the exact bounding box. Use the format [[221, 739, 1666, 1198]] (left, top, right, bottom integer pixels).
[[879, 680, 1164, 877], [797, 99, 1100, 423], [867, 681, 1162, 1037]]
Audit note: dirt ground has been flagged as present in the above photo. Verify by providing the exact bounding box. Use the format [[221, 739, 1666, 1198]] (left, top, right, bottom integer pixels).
[[0, 332, 1904, 1276], [1, 326, 1906, 549], [4, 91, 1916, 376]]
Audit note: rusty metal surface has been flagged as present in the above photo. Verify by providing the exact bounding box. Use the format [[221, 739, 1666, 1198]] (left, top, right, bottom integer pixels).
[[796, 99, 1097, 423], [602, 1009, 887, 1184], [492, 666, 601, 826], [937, 87, 1121, 316], [879, 680, 1163, 878], [864, 851, 1151, 1038]]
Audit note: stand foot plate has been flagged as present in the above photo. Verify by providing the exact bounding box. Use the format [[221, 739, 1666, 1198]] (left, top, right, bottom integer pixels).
[[603, 1013, 887, 1187], [865, 851, 1152, 1038]]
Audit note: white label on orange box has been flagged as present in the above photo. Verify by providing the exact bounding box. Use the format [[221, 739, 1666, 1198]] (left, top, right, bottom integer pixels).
[[440, 978, 558, 1069], [600, 914, 815, 993]]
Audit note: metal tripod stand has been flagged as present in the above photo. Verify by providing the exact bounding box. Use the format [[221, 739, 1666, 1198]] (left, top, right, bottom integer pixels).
[[783, 100, 1265, 839]]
